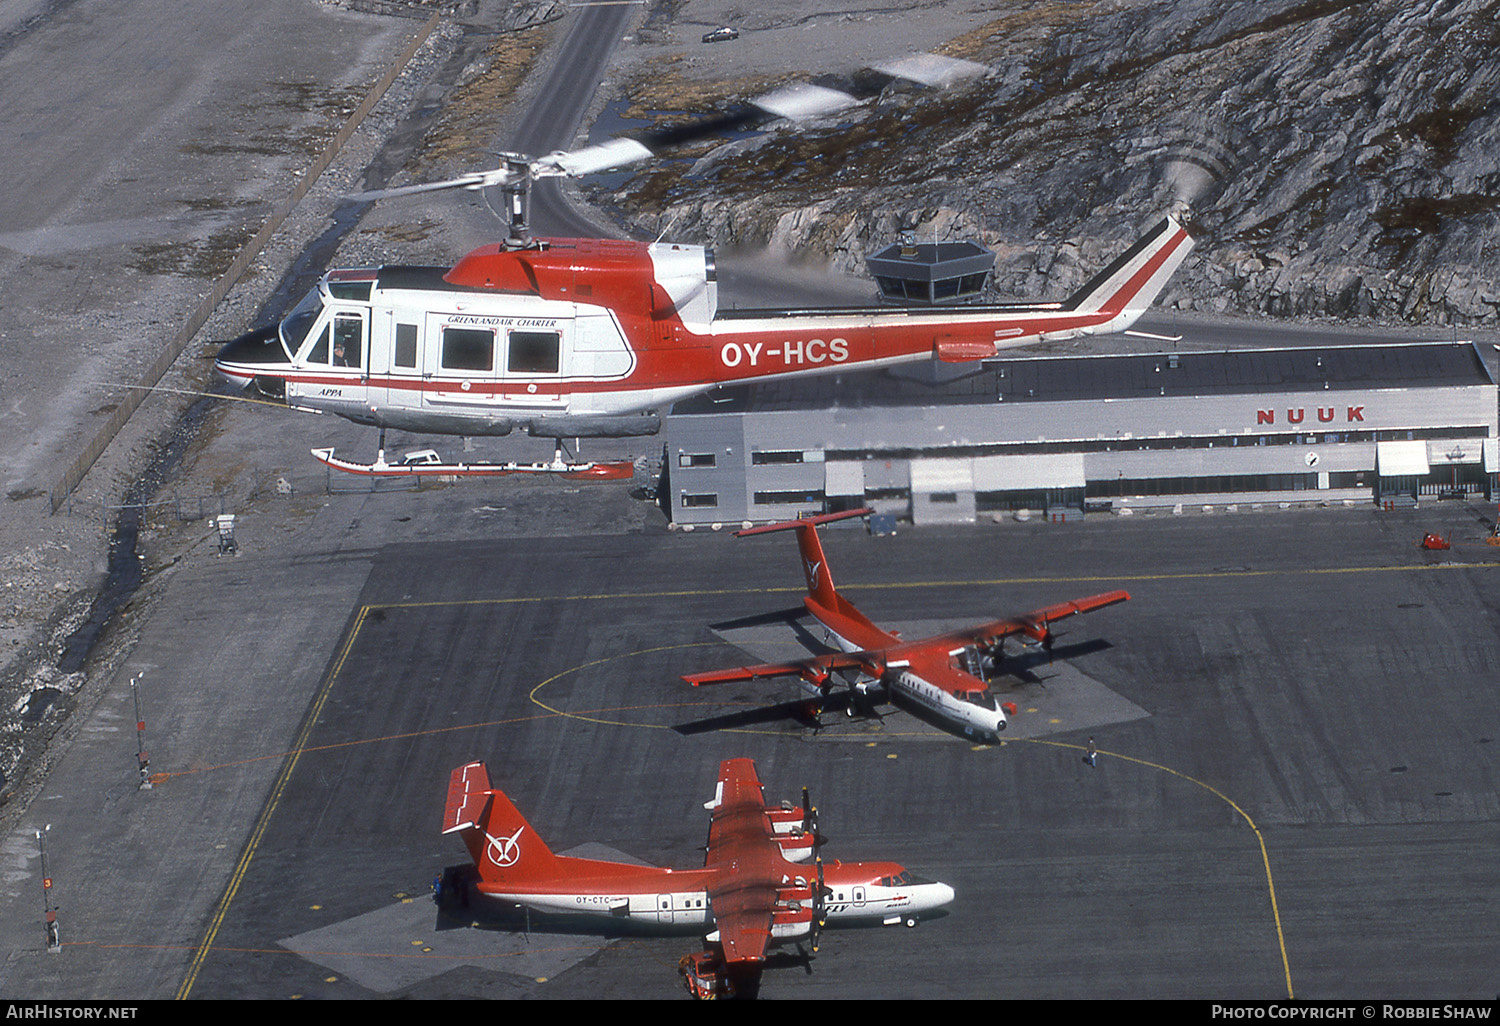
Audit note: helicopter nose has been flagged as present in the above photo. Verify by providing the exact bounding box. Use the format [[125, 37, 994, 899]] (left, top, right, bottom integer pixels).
[[213, 324, 283, 377]]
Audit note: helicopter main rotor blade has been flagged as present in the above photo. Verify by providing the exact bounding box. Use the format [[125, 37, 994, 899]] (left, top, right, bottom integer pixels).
[[536, 137, 655, 178], [348, 50, 990, 208], [870, 52, 987, 89], [348, 170, 509, 202]]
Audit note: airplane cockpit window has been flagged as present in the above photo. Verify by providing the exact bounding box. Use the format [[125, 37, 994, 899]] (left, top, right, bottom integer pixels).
[[508, 330, 561, 374], [960, 690, 997, 711]]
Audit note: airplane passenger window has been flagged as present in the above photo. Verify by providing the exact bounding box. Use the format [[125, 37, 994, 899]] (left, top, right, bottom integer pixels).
[[508, 330, 560, 374], [441, 327, 494, 372]]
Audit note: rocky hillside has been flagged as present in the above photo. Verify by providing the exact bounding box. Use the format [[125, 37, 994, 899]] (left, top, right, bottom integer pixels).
[[599, 0, 1499, 325]]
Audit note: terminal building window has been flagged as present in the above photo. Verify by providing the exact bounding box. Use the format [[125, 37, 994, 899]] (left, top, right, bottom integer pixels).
[[753, 489, 823, 505], [682, 493, 719, 508], [1086, 473, 1318, 498], [679, 453, 716, 468]]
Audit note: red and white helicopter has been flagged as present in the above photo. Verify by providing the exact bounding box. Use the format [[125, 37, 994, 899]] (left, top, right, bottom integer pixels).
[[682, 508, 1130, 742], [441, 757, 953, 1000], [213, 55, 1194, 478]]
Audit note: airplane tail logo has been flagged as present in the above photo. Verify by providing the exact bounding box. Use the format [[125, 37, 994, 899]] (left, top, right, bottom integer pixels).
[[443, 761, 559, 884], [486, 824, 526, 868], [736, 509, 870, 610]]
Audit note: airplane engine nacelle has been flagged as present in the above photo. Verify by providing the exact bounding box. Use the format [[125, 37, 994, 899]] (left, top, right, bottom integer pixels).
[[770, 903, 813, 940], [1021, 621, 1054, 649], [776, 832, 816, 862]]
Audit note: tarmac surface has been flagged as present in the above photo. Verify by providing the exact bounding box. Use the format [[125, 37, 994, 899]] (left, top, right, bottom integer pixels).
[[1, 0, 1499, 1005], [3, 489, 1499, 1000]]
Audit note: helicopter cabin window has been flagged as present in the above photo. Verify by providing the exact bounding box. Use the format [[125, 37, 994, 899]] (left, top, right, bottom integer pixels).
[[441, 327, 494, 372], [332, 313, 363, 368], [394, 323, 418, 369], [507, 330, 561, 374]]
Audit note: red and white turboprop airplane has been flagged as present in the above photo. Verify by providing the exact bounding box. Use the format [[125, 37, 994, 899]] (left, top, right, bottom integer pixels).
[[683, 508, 1131, 742], [441, 758, 953, 999], [213, 54, 1193, 477]]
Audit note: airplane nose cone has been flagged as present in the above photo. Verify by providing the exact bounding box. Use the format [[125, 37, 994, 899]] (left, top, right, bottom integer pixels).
[[930, 882, 955, 908]]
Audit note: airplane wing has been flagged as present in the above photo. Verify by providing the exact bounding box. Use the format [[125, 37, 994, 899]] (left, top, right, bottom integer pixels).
[[703, 758, 791, 966], [683, 650, 880, 688], [930, 589, 1131, 651]]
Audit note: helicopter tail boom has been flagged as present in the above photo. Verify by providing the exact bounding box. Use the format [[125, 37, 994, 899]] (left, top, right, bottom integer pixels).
[[1060, 216, 1194, 324]]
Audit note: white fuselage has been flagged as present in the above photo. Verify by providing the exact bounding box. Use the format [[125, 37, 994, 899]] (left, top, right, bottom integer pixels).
[[813, 621, 1008, 742], [485, 877, 953, 932]]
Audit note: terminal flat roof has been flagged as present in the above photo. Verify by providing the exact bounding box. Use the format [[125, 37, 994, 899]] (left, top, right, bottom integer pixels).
[[670, 341, 1495, 415]]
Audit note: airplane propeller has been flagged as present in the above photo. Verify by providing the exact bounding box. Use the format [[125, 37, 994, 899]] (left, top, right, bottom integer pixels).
[[800, 786, 825, 848], [810, 853, 831, 954]]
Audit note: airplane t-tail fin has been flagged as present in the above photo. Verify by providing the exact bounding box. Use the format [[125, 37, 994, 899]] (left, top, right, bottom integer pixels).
[[1060, 216, 1194, 331], [443, 761, 560, 885], [735, 508, 870, 608]]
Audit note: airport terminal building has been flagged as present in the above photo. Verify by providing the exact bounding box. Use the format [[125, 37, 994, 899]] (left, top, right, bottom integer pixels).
[[663, 341, 1499, 525]]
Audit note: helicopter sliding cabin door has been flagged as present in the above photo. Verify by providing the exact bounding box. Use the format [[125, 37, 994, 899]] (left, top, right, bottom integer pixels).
[[423, 314, 568, 412]]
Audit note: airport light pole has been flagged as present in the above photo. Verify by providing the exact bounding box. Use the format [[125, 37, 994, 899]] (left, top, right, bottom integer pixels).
[[38, 825, 60, 953], [131, 672, 151, 790]]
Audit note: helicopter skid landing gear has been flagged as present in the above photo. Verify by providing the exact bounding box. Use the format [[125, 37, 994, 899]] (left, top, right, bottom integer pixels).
[[310, 440, 634, 480]]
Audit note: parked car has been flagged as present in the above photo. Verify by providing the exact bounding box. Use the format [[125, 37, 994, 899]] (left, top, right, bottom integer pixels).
[[702, 26, 738, 43]]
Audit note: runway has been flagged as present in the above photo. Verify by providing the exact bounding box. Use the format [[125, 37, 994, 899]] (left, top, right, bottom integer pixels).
[[26, 504, 1485, 1000]]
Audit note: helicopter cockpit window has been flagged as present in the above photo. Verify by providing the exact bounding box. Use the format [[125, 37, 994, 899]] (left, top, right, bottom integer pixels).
[[328, 281, 372, 302], [332, 313, 363, 368], [304, 324, 330, 365], [507, 330, 560, 374], [280, 289, 324, 358], [441, 327, 494, 372]]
